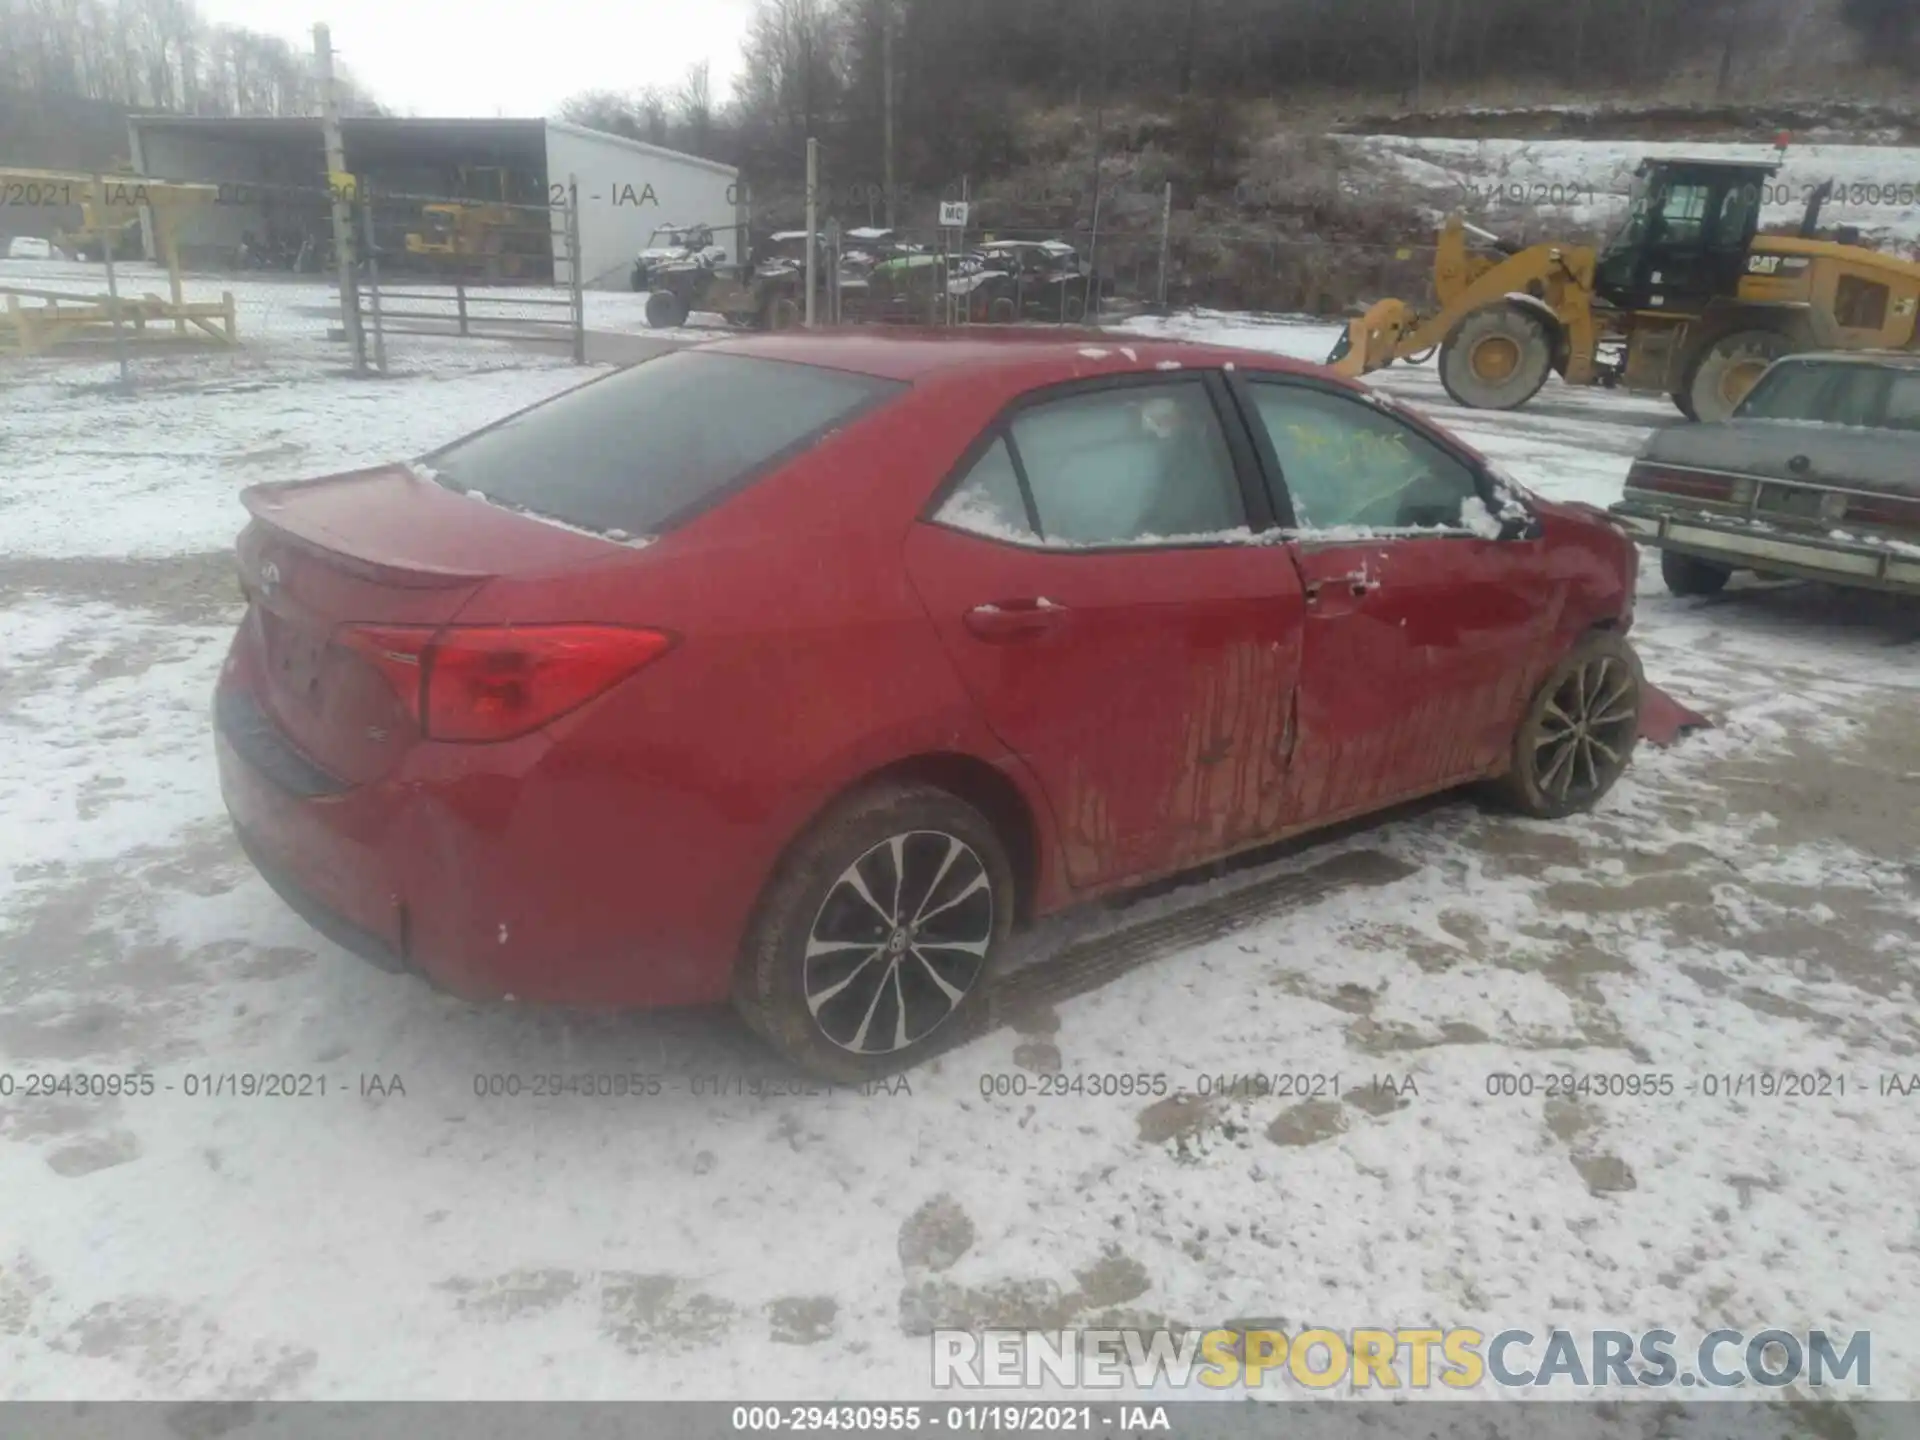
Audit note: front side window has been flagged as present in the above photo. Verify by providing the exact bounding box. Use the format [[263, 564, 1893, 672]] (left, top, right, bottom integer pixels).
[[1246, 383, 1486, 534], [933, 383, 1247, 547]]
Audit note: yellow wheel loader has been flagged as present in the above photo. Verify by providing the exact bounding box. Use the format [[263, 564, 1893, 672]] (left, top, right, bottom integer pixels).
[[403, 166, 543, 281], [1331, 157, 1920, 422]]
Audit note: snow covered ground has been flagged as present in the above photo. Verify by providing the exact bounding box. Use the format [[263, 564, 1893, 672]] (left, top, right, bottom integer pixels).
[[2, 294, 1917, 1404], [1339, 135, 1920, 254]]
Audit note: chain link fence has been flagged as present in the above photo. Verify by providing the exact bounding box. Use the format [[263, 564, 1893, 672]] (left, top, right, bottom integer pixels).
[[0, 176, 588, 389]]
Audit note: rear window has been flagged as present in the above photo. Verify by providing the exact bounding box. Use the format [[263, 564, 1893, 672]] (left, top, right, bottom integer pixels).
[[1737, 360, 1914, 429], [425, 351, 905, 536]]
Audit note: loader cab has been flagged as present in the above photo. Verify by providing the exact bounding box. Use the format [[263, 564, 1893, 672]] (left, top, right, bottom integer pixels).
[[1595, 158, 1775, 314]]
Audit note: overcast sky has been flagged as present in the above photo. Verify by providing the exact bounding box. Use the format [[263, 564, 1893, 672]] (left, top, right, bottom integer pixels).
[[192, 0, 757, 117]]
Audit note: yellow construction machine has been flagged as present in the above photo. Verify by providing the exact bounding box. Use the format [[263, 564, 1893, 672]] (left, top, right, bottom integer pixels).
[[1331, 157, 1920, 421], [404, 166, 542, 280]]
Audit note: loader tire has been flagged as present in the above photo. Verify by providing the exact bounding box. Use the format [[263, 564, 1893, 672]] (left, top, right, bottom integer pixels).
[[1684, 329, 1794, 423], [1440, 305, 1554, 411]]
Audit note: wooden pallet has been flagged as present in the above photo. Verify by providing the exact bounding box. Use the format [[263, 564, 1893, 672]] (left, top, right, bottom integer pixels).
[[0, 286, 236, 354]]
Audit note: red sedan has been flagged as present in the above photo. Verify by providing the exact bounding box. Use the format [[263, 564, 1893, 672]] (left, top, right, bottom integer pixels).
[[215, 333, 1644, 1078]]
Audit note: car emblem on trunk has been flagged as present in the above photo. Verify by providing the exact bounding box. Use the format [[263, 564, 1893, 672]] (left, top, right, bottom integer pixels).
[[259, 560, 280, 595]]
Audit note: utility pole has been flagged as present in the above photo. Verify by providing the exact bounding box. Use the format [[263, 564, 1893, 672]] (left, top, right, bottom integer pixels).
[[1086, 0, 1109, 292], [805, 136, 819, 327], [882, 0, 896, 230], [313, 22, 365, 373]]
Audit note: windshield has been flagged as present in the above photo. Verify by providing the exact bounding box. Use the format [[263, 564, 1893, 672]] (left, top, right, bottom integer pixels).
[[1602, 174, 1653, 255], [426, 352, 907, 535]]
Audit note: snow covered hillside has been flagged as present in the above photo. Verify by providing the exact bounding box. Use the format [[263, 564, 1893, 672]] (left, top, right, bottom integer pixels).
[[1339, 135, 1920, 253]]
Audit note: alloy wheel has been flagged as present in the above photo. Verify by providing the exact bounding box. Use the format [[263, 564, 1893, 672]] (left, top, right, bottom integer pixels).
[[1530, 655, 1640, 805], [804, 831, 994, 1055]]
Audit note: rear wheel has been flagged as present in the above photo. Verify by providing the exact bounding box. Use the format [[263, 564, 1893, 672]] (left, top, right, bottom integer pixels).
[[644, 290, 689, 328], [1669, 389, 1698, 421], [734, 784, 1013, 1081], [1685, 329, 1794, 423], [1440, 305, 1554, 410], [1491, 632, 1644, 820], [1661, 549, 1734, 596], [766, 296, 803, 330], [987, 296, 1017, 324]]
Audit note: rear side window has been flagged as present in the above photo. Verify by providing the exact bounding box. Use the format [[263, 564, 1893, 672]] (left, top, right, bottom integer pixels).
[[426, 351, 905, 536], [932, 382, 1247, 547], [1011, 384, 1244, 545], [1881, 372, 1920, 431]]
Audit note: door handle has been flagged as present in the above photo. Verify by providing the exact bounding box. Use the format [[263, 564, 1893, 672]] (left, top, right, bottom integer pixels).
[[1305, 573, 1381, 605], [963, 599, 1067, 641]]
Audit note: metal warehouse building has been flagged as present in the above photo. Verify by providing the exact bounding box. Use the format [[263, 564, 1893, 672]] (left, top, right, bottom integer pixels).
[[127, 115, 741, 288]]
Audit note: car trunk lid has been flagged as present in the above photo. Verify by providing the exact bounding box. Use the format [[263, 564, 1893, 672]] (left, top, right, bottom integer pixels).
[[1637, 420, 1920, 535], [235, 464, 632, 784]]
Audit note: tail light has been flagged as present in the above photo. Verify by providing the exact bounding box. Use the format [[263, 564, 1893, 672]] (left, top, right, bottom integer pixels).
[[1842, 492, 1920, 532], [1626, 463, 1743, 504], [340, 624, 674, 742]]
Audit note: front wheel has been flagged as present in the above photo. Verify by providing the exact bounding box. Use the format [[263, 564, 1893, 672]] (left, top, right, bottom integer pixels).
[[644, 290, 689, 328], [1440, 305, 1554, 410], [1661, 549, 1733, 596], [1489, 632, 1643, 820], [734, 784, 1013, 1082]]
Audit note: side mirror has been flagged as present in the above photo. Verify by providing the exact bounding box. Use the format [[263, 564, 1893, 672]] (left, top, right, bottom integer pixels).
[[1497, 504, 1543, 542]]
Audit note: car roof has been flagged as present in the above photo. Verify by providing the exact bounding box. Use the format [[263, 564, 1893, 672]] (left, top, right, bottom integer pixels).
[[1771, 349, 1920, 370], [701, 330, 1336, 384]]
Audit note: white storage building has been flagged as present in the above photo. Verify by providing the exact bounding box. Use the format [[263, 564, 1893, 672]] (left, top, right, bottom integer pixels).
[[127, 114, 742, 289]]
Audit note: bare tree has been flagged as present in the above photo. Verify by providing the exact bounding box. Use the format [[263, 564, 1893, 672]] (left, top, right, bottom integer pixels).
[[676, 60, 713, 149]]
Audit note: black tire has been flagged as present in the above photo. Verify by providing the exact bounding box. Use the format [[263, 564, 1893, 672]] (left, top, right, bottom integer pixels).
[[987, 296, 1017, 324], [734, 783, 1014, 1081], [1440, 305, 1554, 410], [1661, 549, 1734, 596], [1670, 389, 1699, 422], [766, 296, 802, 330], [1063, 293, 1086, 322], [1684, 328, 1794, 423], [644, 290, 688, 329], [1488, 631, 1644, 820]]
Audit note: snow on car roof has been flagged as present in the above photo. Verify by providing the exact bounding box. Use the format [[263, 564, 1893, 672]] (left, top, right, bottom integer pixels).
[[1774, 349, 1920, 370]]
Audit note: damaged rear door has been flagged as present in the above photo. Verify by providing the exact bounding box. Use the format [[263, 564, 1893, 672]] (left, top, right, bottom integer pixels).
[[904, 373, 1306, 890]]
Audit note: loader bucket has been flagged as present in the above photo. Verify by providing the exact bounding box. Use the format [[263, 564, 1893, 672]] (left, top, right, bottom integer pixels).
[[1638, 682, 1712, 748], [1328, 298, 1422, 379]]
